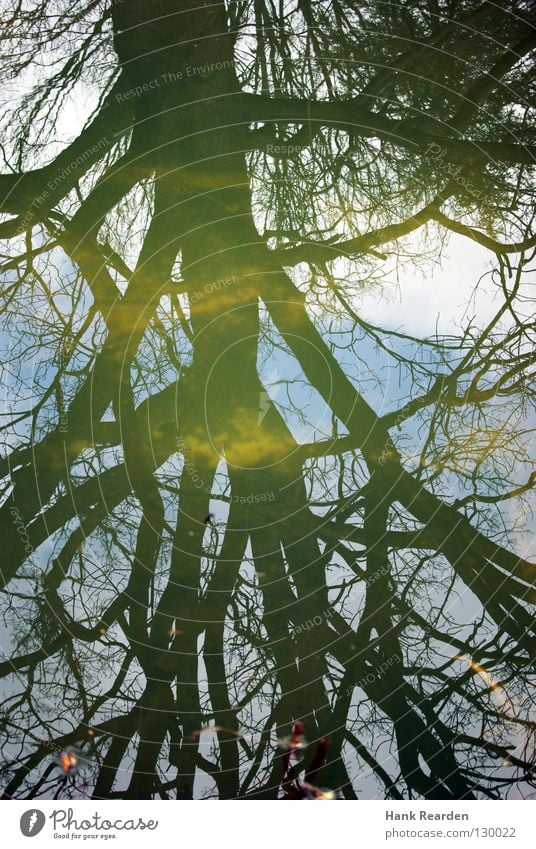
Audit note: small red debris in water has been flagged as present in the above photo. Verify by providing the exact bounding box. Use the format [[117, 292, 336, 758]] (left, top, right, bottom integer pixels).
[[59, 751, 78, 774]]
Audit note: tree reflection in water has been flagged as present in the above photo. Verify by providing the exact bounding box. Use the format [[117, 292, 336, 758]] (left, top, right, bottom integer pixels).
[[0, 0, 534, 800]]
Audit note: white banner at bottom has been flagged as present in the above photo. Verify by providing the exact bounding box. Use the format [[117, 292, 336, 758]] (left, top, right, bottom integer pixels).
[[2, 799, 534, 849]]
